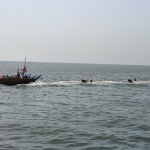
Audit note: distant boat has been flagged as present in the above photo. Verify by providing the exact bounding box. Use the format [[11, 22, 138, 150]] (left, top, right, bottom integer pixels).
[[128, 79, 133, 83], [0, 58, 42, 85], [81, 79, 88, 83], [81, 79, 93, 83], [128, 78, 136, 83]]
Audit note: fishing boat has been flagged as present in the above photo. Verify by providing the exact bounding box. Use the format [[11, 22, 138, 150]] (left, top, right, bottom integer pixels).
[[0, 58, 42, 85], [0, 75, 41, 85]]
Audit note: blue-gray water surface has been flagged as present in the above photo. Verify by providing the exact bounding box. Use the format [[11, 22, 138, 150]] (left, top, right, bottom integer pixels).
[[0, 61, 150, 150]]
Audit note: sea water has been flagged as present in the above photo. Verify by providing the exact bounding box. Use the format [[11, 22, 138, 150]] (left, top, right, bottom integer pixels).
[[0, 61, 150, 150]]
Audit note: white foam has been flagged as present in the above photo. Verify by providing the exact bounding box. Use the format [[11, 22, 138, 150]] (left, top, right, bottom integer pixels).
[[16, 80, 150, 87]]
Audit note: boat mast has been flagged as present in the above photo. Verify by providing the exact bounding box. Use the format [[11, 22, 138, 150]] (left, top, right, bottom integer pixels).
[[23, 56, 26, 77]]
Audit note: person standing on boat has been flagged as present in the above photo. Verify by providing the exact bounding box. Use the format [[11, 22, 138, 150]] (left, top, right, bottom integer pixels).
[[17, 67, 21, 78], [21, 66, 27, 78], [89, 78, 93, 82], [23, 66, 27, 74], [17, 72, 21, 78]]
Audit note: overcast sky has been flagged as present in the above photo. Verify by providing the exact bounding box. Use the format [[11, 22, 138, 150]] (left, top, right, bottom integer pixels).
[[0, 0, 150, 65]]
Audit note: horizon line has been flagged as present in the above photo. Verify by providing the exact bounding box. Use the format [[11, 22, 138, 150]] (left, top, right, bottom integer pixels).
[[0, 60, 149, 67]]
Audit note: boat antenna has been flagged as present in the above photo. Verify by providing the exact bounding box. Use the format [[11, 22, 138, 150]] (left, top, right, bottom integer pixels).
[[26, 60, 32, 67]]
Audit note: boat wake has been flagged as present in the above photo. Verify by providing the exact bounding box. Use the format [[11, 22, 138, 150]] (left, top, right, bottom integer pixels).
[[16, 80, 150, 87]]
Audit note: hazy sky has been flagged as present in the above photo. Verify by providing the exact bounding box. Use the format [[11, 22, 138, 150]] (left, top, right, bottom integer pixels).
[[0, 0, 150, 65]]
